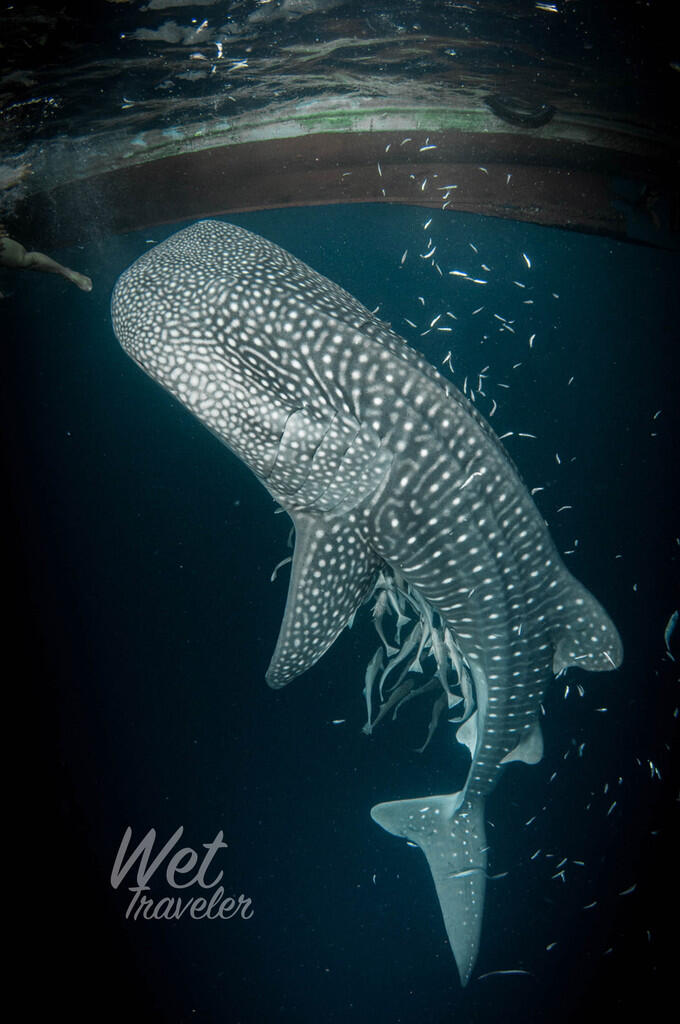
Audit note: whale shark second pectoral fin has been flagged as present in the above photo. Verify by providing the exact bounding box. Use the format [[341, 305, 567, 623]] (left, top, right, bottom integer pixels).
[[265, 512, 381, 687]]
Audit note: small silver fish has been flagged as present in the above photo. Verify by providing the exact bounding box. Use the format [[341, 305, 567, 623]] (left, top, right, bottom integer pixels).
[[664, 609, 678, 660]]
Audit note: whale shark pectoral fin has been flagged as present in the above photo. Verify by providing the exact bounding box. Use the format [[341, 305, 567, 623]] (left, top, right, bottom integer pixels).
[[265, 512, 381, 688], [371, 794, 487, 986], [500, 719, 543, 765]]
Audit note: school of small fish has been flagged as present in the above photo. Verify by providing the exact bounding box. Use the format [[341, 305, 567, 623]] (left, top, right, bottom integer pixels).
[[322, 141, 678, 976]]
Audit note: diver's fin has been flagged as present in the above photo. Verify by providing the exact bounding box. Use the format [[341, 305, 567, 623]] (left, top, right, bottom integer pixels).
[[371, 794, 487, 986]]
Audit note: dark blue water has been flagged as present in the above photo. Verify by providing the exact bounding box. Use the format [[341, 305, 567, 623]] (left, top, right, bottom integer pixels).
[[3, 205, 677, 1022]]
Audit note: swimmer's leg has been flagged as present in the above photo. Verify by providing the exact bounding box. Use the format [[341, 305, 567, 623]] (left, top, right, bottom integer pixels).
[[23, 250, 92, 292]]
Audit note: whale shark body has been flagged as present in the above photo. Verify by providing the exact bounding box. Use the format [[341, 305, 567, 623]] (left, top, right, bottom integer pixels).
[[111, 220, 623, 984]]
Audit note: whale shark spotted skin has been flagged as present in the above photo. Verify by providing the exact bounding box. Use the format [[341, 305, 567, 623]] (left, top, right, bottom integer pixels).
[[111, 220, 623, 984]]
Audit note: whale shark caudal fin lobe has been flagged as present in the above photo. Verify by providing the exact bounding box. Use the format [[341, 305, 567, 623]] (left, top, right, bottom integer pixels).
[[371, 794, 487, 986]]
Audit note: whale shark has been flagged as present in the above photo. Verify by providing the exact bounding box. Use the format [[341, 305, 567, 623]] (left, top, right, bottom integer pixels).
[[111, 219, 623, 984]]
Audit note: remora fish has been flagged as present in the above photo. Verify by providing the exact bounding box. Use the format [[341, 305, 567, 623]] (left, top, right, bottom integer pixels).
[[111, 220, 623, 984]]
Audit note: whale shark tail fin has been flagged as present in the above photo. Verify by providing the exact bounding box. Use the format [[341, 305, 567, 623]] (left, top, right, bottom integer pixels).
[[371, 793, 487, 986]]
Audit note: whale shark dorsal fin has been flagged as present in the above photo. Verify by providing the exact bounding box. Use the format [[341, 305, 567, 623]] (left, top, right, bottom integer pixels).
[[499, 719, 544, 765], [265, 512, 380, 688], [550, 574, 623, 674]]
